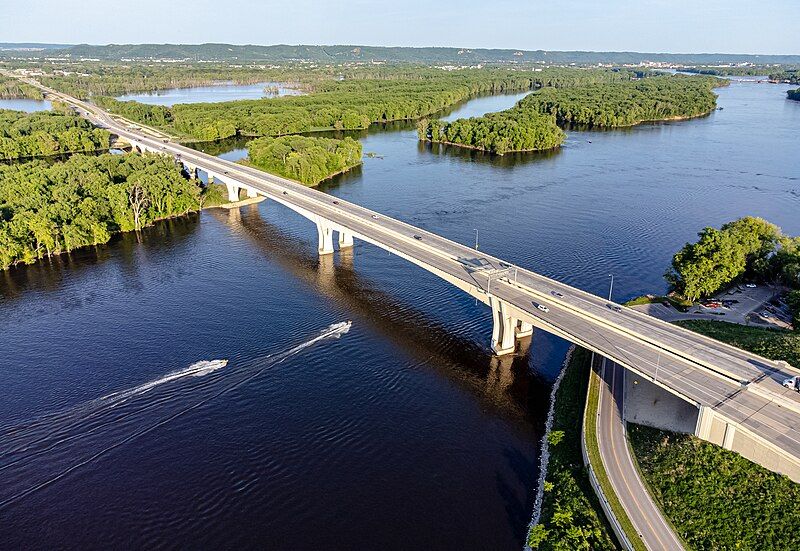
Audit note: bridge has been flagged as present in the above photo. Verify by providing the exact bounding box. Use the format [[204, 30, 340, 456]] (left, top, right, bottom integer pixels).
[[12, 73, 800, 483]]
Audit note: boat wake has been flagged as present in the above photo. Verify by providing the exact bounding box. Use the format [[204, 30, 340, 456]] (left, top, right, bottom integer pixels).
[[0, 321, 351, 511]]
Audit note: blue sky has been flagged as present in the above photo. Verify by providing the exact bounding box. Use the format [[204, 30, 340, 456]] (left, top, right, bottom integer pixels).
[[1, 0, 797, 54]]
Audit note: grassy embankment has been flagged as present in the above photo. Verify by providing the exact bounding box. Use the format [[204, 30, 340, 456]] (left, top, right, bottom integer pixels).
[[526, 347, 618, 550], [624, 294, 692, 311], [628, 319, 800, 549], [630, 424, 800, 550], [675, 319, 799, 367]]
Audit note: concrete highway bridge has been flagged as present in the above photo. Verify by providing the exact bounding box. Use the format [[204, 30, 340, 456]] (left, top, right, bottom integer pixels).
[[14, 74, 800, 484]]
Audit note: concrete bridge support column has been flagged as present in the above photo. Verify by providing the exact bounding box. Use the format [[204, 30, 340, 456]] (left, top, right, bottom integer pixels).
[[225, 182, 241, 202], [246, 187, 259, 199], [317, 222, 334, 255], [338, 231, 354, 249], [515, 320, 533, 338], [490, 296, 516, 356]]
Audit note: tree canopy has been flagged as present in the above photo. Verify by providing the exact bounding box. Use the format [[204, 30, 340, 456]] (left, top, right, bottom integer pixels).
[[92, 68, 636, 142], [245, 135, 362, 186], [666, 216, 799, 301], [0, 153, 215, 270], [0, 108, 110, 160], [788, 89, 800, 101]]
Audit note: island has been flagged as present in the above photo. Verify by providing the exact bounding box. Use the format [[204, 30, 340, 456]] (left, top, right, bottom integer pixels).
[[244, 135, 362, 186], [0, 108, 111, 161], [789, 89, 800, 101], [419, 75, 724, 154]]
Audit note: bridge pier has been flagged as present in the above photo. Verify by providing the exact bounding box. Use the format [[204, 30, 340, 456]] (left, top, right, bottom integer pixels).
[[515, 320, 533, 338], [317, 222, 334, 255], [338, 231, 354, 249], [246, 187, 259, 199], [490, 297, 516, 356], [225, 183, 241, 202]]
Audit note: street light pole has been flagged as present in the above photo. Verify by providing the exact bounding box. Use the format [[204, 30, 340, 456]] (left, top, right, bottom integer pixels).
[[608, 274, 614, 301]]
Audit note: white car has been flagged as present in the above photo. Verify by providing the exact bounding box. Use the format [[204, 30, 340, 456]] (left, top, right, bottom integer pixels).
[[783, 376, 800, 392], [746, 283, 757, 288], [534, 302, 549, 313], [371, 214, 379, 219]]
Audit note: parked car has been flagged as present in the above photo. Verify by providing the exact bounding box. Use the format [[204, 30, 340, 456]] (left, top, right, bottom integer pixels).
[[746, 283, 757, 288]]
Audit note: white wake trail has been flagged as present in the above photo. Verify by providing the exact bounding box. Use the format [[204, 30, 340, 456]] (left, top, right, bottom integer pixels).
[[100, 359, 228, 403], [0, 322, 352, 511]]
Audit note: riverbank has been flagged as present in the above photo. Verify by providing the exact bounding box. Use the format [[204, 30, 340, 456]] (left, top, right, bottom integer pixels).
[[526, 347, 616, 549]]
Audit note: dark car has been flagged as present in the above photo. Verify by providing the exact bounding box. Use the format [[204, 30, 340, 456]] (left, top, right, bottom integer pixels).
[[282, 191, 288, 195], [333, 200, 340, 205], [413, 235, 423, 240]]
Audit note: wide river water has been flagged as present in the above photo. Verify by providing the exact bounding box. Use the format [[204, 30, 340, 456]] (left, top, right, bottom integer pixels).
[[1, 81, 798, 549]]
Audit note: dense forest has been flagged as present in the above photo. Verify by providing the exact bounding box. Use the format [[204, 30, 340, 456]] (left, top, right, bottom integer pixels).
[[417, 110, 564, 154], [666, 216, 800, 310], [92, 68, 635, 141], [0, 153, 221, 270], [769, 70, 799, 84], [420, 75, 722, 153], [0, 76, 43, 99], [518, 75, 723, 127], [788, 89, 800, 101], [246, 135, 362, 186], [0, 109, 111, 160]]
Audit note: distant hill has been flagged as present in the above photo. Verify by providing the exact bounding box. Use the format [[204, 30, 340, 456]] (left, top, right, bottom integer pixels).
[[2, 43, 800, 65], [0, 42, 72, 51]]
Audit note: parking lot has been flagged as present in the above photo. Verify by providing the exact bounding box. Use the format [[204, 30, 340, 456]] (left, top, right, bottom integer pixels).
[[631, 284, 794, 330]]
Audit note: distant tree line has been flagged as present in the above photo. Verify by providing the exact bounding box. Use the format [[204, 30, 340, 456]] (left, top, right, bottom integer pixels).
[[420, 75, 723, 153], [91, 68, 637, 142], [666, 217, 800, 319], [246, 135, 362, 186], [0, 76, 43, 100], [0, 108, 110, 160], [0, 153, 221, 270], [769, 70, 799, 85]]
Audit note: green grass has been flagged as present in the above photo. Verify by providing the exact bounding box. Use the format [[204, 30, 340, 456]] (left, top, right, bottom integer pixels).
[[583, 357, 648, 551], [527, 347, 617, 550], [624, 294, 692, 311], [675, 319, 799, 368], [629, 424, 800, 550]]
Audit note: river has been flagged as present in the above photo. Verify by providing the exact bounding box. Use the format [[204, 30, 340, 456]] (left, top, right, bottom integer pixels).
[[116, 82, 302, 106], [1, 81, 798, 549]]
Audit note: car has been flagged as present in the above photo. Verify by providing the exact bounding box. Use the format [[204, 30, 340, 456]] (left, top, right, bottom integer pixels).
[[224, 171, 229, 175], [783, 376, 800, 392], [282, 191, 288, 195], [413, 235, 423, 240], [533, 302, 549, 313], [371, 214, 379, 219], [162, 139, 168, 143], [746, 283, 757, 288], [551, 291, 564, 298], [333, 200, 340, 205]]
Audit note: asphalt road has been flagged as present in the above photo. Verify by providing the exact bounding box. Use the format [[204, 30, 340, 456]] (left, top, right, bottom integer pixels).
[[596, 357, 684, 550], [13, 73, 800, 473]]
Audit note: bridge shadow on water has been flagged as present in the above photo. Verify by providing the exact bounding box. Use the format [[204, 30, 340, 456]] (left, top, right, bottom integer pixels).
[[213, 204, 552, 432]]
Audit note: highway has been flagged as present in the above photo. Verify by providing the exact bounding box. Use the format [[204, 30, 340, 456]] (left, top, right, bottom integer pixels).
[[10, 72, 800, 480], [596, 357, 684, 550]]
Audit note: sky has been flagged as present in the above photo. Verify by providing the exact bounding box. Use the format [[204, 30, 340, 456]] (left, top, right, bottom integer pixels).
[[1, 0, 798, 55]]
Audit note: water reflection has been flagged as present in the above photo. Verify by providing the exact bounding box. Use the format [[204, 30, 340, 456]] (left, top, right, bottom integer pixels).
[[214, 204, 550, 424]]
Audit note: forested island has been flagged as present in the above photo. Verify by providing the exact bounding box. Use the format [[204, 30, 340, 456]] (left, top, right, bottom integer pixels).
[[0, 76, 43, 99], [0, 109, 110, 160], [769, 69, 799, 84], [245, 135, 362, 186], [0, 153, 222, 270], [420, 75, 723, 154], [90, 68, 636, 142], [788, 89, 800, 101]]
